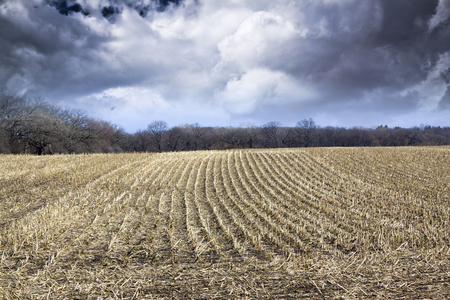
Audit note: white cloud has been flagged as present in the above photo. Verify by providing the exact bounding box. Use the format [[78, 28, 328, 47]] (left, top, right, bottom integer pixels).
[[74, 86, 168, 130], [404, 51, 450, 111], [217, 10, 299, 71], [429, 0, 450, 31], [6, 74, 32, 95], [217, 68, 315, 115]]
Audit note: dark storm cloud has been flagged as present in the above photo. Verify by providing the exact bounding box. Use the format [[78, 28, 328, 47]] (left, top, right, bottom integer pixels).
[[46, 0, 182, 19], [265, 0, 444, 98], [0, 0, 449, 131], [213, 0, 446, 116], [376, 0, 438, 45], [441, 67, 450, 83], [101, 5, 121, 20], [46, 0, 89, 16], [0, 0, 184, 98], [0, 1, 112, 98]]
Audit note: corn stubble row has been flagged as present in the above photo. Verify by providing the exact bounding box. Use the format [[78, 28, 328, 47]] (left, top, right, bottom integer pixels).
[[0, 147, 448, 298]]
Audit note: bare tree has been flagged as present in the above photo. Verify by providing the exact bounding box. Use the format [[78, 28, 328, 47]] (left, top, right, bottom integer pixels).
[[0, 93, 28, 152], [147, 120, 168, 152], [296, 118, 317, 147], [221, 127, 258, 149], [261, 121, 287, 148], [15, 99, 65, 155], [165, 126, 183, 151], [132, 130, 152, 152], [181, 123, 208, 150], [57, 109, 98, 153]]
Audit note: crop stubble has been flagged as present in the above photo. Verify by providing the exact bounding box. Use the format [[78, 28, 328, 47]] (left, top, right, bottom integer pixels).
[[0, 147, 448, 298]]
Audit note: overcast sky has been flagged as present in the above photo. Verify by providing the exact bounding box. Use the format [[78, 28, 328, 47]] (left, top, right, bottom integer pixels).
[[1, 0, 449, 131]]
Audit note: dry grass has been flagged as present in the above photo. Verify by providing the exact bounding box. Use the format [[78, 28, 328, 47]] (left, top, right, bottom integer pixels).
[[0, 147, 449, 299]]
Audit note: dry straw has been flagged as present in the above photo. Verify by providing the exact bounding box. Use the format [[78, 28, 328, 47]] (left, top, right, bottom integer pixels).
[[0, 147, 448, 298]]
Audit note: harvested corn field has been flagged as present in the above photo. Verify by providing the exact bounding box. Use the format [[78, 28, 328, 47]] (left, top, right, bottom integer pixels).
[[0, 147, 449, 299]]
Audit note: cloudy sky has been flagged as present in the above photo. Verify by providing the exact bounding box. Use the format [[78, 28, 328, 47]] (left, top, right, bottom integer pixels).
[[1, 0, 449, 131]]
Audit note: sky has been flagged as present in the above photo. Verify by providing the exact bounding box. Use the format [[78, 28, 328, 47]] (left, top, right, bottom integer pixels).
[[1, 0, 450, 132]]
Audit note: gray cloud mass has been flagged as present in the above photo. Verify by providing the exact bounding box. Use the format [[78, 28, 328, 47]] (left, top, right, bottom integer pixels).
[[0, 0, 449, 131]]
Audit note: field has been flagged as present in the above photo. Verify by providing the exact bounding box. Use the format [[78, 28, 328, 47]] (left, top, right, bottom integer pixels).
[[0, 147, 449, 299]]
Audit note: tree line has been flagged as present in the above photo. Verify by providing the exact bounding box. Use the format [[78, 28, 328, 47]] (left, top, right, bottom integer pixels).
[[1, 93, 449, 155]]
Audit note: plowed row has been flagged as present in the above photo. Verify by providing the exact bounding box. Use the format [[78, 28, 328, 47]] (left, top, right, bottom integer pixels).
[[0, 147, 449, 299]]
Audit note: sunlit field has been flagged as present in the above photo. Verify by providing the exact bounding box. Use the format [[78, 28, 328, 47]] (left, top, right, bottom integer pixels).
[[0, 147, 448, 299]]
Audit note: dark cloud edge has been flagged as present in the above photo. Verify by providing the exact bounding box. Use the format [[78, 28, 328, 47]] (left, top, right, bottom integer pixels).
[[45, 0, 184, 20]]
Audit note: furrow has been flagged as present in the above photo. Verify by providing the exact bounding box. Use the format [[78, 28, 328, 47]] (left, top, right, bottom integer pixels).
[[225, 151, 296, 256], [253, 151, 362, 237], [184, 154, 216, 262]]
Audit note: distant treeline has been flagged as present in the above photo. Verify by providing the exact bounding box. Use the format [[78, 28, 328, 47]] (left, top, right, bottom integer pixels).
[[1, 94, 449, 155]]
